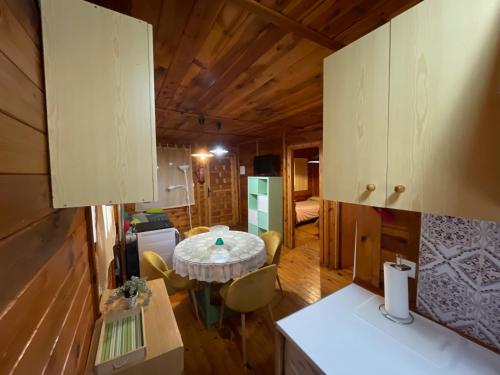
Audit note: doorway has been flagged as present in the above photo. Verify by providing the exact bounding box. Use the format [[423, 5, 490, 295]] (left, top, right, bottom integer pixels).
[[292, 147, 320, 248], [284, 142, 321, 248]]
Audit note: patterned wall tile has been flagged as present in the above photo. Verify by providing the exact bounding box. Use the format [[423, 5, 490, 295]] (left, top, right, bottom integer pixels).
[[417, 214, 500, 352]]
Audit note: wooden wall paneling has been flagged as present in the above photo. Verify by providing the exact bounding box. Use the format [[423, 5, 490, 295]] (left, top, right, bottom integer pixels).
[[352, 205, 381, 289], [4, 0, 42, 48], [10, 253, 89, 375], [339, 203, 356, 269], [0, 111, 48, 174], [62, 289, 95, 375], [0, 2, 97, 374], [0, 50, 45, 131], [0, 175, 54, 240], [387, 0, 500, 221], [84, 207, 100, 318], [0, 208, 84, 311], [0, 215, 87, 374], [42, 0, 157, 208], [320, 200, 340, 269], [323, 22, 390, 207], [0, 0, 42, 88], [43, 276, 92, 375]]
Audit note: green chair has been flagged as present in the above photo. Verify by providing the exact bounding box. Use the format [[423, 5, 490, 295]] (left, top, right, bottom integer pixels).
[[184, 226, 210, 238], [141, 250, 200, 322], [261, 231, 284, 293], [219, 265, 277, 365]]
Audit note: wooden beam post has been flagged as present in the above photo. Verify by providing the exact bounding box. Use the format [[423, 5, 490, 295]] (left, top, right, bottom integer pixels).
[[228, 0, 344, 51]]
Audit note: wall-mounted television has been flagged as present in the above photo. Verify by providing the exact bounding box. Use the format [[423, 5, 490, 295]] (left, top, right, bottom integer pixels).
[[253, 154, 280, 176]]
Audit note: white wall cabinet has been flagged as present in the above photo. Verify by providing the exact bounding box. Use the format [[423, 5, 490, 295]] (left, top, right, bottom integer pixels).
[[41, 0, 157, 208], [323, 23, 389, 207], [323, 0, 500, 221]]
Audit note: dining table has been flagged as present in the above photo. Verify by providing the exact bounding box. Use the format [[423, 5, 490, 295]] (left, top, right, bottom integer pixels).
[[173, 230, 266, 328]]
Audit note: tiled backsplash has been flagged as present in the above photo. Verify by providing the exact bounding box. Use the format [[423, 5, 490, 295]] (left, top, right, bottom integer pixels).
[[417, 214, 500, 352]]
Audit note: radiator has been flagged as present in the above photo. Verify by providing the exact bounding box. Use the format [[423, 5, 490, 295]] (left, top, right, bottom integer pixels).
[[137, 227, 178, 271]]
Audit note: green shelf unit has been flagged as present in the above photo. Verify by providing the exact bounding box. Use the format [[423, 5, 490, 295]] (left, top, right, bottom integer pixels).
[[248, 224, 259, 236], [258, 178, 268, 195], [248, 194, 258, 210], [247, 176, 282, 237], [248, 178, 259, 195], [258, 211, 268, 230]]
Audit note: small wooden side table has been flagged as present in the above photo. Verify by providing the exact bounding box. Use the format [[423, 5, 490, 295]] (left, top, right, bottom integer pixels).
[[85, 279, 183, 375]]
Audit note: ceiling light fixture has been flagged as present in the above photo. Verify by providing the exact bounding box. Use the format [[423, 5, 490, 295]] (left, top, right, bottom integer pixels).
[[191, 150, 214, 161], [210, 146, 229, 157], [308, 156, 320, 164]]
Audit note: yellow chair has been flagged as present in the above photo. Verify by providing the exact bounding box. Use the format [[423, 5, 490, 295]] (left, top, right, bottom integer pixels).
[[141, 251, 200, 322], [184, 226, 210, 238], [260, 231, 284, 293], [219, 265, 277, 365]]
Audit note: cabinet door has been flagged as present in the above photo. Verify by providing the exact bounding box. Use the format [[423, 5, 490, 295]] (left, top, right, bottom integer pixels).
[[41, 0, 157, 208], [323, 23, 390, 207], [388, 0, 500, 220]]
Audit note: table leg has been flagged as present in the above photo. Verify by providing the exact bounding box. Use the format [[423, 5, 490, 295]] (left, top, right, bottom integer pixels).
[[195, 283, 233, 329]]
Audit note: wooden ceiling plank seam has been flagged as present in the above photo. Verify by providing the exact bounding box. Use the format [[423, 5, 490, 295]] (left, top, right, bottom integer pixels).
[[204, 33, 317, 113], [215, 43, 329, 117], [220, 48, 326, 118], [155, 108, 265, 137], [169, 11, 269, 109], [333, 0, 422, 45], [193, 24, 288, 109], [152, 0, 195, 96], [155, 0, 225, 107], [281, 0, 327, 23], [227, 0, 344, 50]]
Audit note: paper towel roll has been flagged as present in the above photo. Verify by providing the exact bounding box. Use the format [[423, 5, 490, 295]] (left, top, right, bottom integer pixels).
[[383, 261, 410, 319]]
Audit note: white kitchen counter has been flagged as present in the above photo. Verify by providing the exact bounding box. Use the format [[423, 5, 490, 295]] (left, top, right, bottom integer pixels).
[[276, 284, 500, 375]]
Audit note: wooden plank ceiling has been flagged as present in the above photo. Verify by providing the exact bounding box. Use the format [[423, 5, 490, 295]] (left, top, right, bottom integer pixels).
[[90, 0, 420, 145]]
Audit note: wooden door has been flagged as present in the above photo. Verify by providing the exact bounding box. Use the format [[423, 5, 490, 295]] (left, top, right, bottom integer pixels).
[[323, 23, 390, 207], [388, 0, 500, 221], [207, 156, 239, 226]]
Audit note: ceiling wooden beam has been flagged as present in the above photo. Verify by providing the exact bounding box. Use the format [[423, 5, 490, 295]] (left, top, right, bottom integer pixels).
[[228, 0, 344, 51]]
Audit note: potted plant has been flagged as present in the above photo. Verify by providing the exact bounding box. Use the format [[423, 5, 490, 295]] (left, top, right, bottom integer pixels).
[[107, 276, 152, 309]]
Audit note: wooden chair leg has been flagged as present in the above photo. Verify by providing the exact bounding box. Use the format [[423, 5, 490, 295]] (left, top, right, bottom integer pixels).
[[218, 302, 225, 330], [276, 274, 284, 295], [241, 312, 247, 365], [189, 289, 201, 323], [267, 304, 275, 323]]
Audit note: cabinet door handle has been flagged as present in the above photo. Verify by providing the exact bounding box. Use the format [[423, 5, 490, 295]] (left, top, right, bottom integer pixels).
[[366, 184, 376, 192], [394, 185, 406, 193]]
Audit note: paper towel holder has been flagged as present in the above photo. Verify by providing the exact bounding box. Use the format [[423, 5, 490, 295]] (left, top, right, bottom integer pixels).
[[379, 255, 414, 325]]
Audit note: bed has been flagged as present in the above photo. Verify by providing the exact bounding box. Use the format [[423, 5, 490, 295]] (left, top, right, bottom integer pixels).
[[295, 196, 320, 224]]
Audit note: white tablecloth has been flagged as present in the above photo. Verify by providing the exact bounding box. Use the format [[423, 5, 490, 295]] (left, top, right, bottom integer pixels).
[[172, 231, 266, 283]]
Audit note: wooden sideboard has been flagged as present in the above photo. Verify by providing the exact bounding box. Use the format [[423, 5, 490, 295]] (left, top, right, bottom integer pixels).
[[85, 279, 183, 375]]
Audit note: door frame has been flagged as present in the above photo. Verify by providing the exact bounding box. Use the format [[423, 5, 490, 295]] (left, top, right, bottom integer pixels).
[[284, 141, 340, 268]]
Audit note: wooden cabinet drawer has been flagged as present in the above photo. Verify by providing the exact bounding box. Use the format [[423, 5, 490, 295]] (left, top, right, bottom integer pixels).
[[284, 340, 323, 375]]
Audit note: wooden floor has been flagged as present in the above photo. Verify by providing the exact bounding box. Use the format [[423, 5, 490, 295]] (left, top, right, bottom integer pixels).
[[170, 227, 352, 374]]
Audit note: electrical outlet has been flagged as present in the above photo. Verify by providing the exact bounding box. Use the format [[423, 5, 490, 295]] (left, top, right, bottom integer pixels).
[[400, 259, 416, 279]]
